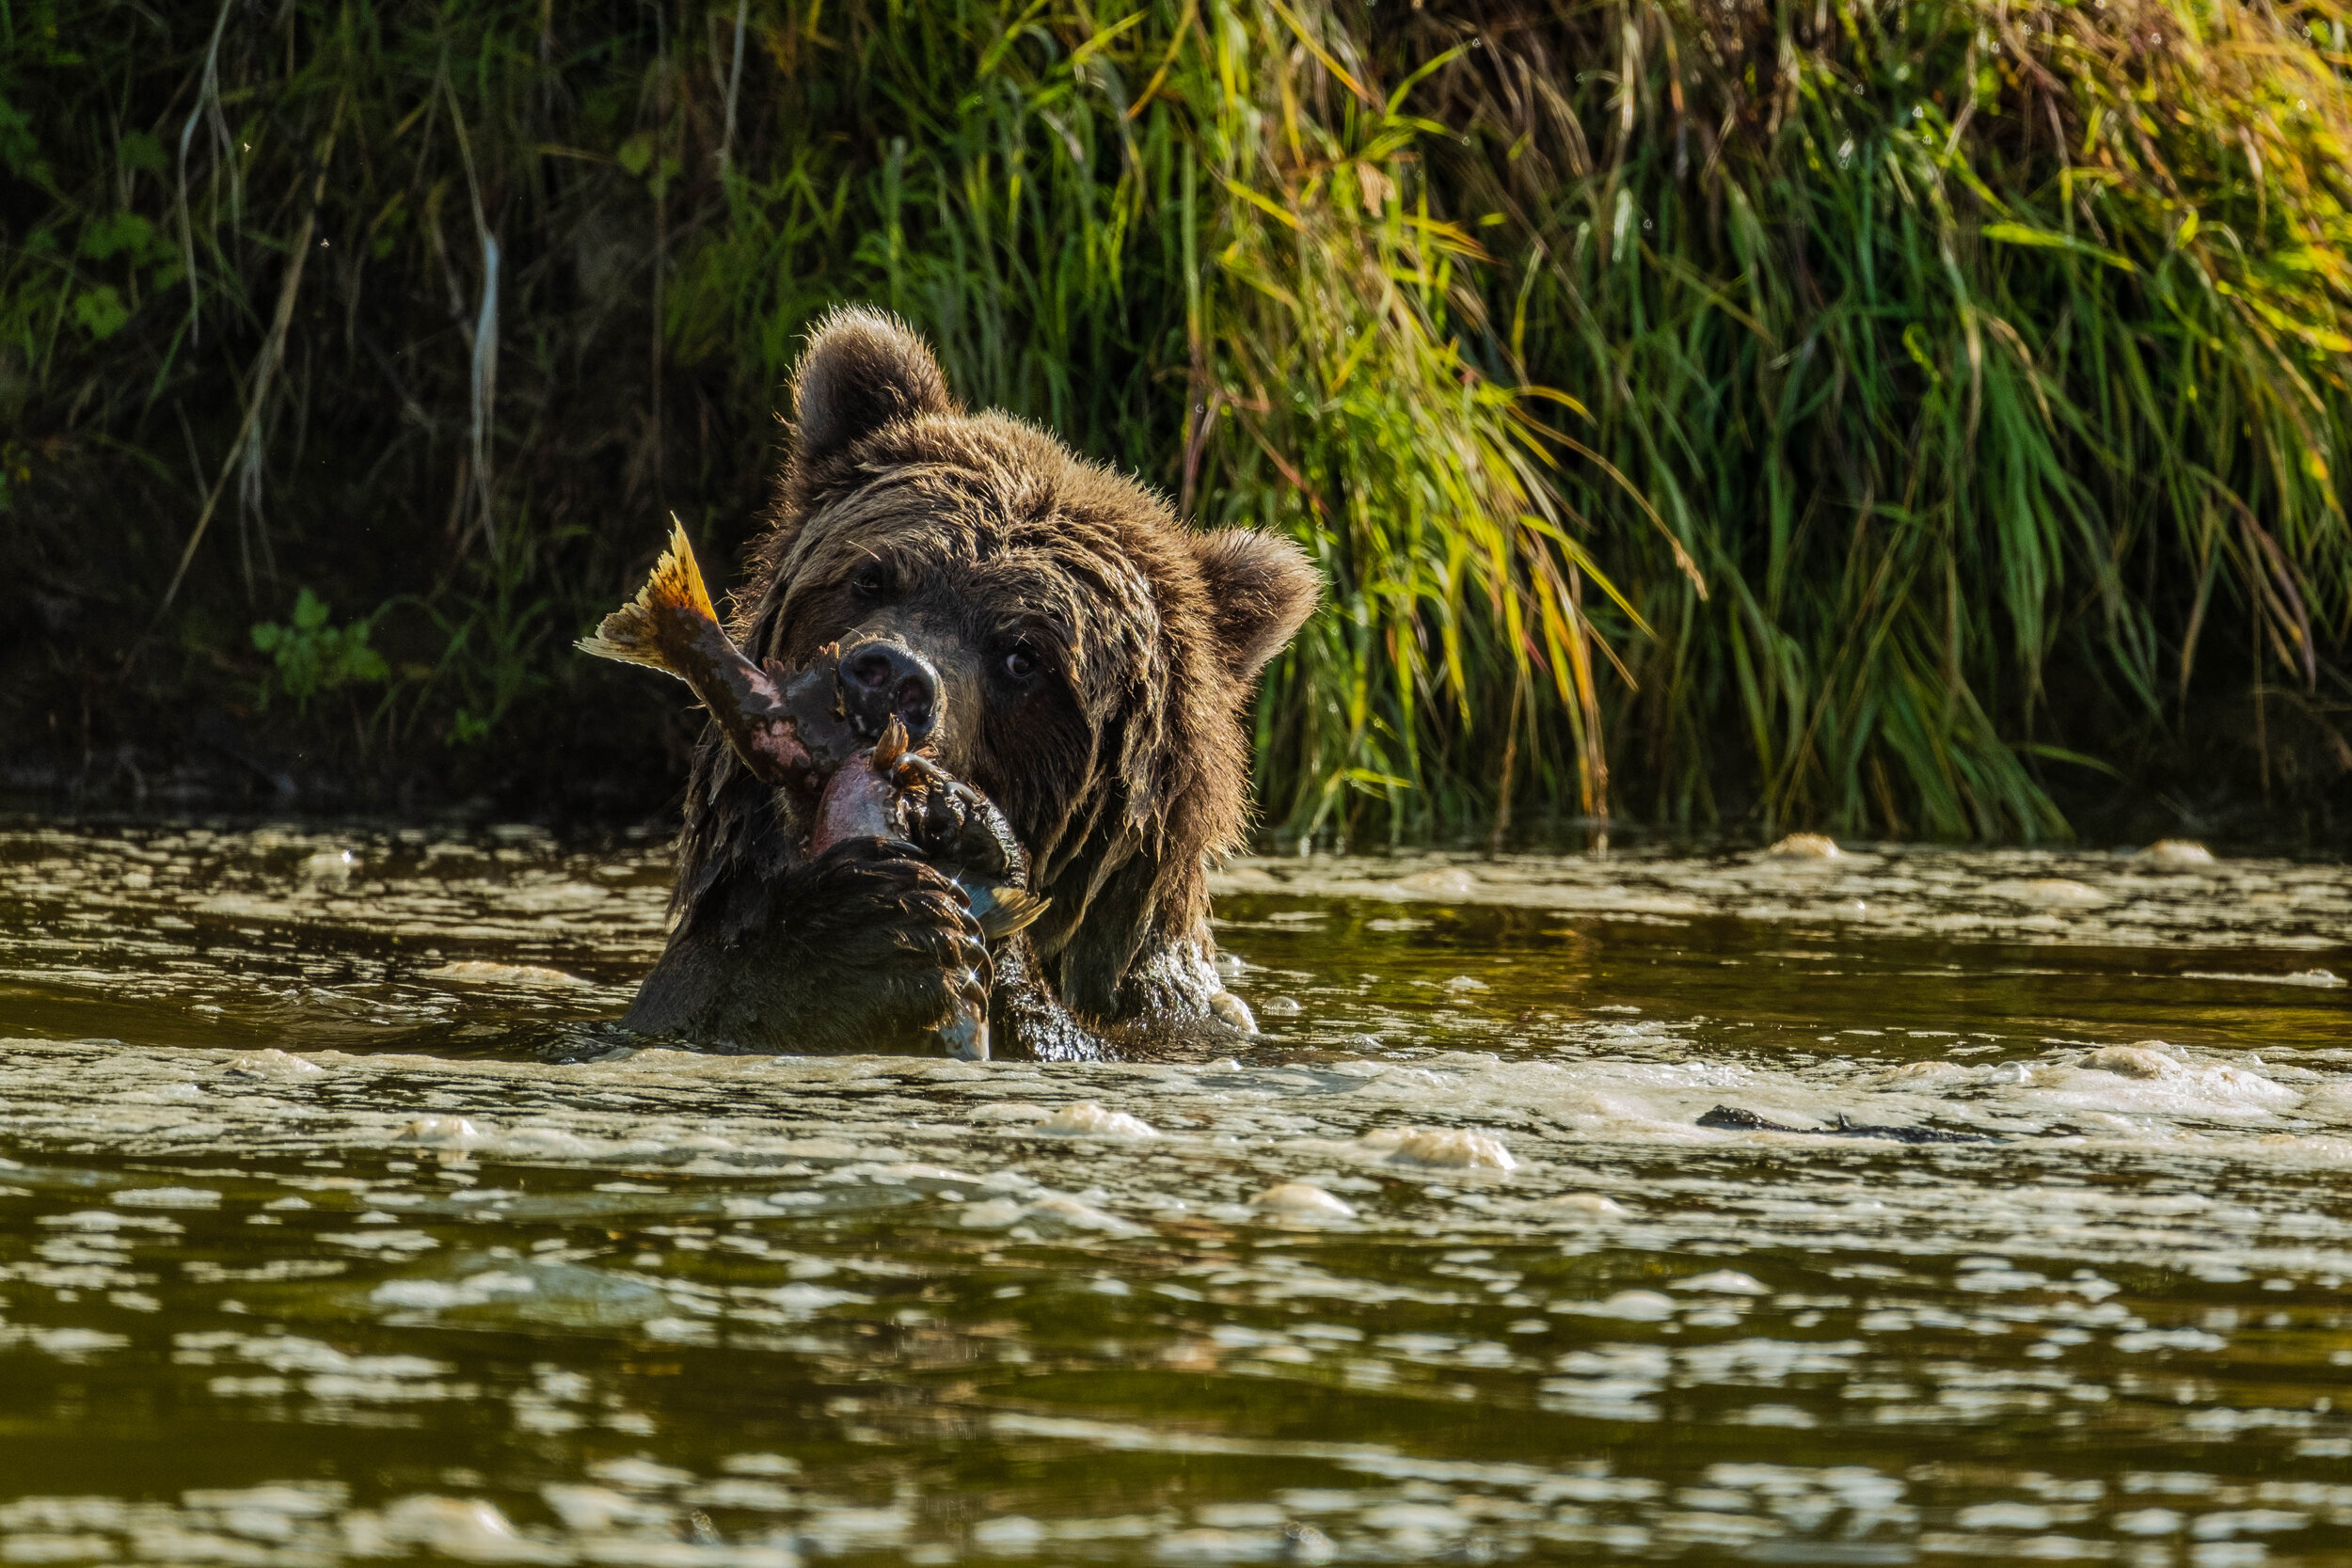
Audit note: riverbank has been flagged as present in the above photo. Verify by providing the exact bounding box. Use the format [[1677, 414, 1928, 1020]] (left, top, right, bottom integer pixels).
[[9, 0, 2350, 842]]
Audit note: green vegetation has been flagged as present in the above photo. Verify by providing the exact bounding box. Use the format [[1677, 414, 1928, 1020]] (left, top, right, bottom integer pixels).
[[248, 588, 388, 713], [5, 0, 2349, 837]]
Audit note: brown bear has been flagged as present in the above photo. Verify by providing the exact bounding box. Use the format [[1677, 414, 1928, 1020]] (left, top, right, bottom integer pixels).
[[622, 307, 1319, 1059]]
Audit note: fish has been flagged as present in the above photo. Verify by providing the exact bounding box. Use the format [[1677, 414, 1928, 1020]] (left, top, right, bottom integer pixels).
[[806, 716, 1048, 945], [580, 520, 1047, 1059], [576, 517, 864, 790]]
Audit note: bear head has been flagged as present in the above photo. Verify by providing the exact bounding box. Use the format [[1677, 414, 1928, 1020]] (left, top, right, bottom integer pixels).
[[683, 306, 1319, 1023]]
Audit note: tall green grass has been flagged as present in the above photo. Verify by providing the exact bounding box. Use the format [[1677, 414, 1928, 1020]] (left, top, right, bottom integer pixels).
[[1424, 0, 2352, 836], [4, 0, 2347, 835]]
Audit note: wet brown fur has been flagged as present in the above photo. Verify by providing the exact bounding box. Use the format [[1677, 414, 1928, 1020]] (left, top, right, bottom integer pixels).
[[655, 307, 1317, 1048]]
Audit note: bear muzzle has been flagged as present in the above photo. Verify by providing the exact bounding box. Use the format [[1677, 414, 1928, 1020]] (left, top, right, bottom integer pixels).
[[836, 635, 942, 747]]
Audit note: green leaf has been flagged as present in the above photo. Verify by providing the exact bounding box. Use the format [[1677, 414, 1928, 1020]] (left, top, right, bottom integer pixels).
[[0, 94, 40, 179], [78, 212, 154, 261], [615, 132, 655, 178], [118, 131, 166, 173], [2011, 742, 2122, 776], [250, 590, 388, 712], [1980, 222, 2137, 274], [70, 286, 130, 341]]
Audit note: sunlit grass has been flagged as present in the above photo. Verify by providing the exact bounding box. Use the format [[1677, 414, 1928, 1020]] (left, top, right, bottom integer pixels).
[[5, 0, 2346, 836]]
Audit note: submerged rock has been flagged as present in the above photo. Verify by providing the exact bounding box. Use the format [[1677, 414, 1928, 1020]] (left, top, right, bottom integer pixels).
[[1764, 832, 1843, 859], [1034, 1102, 1159, 1139], [1251, 1182, 1355, 1219], [1983, 878, 2108, 908], [1362, 1127, 1517, 1171], [2083, 1042, 2179, 1079], [418, 960, 590, 988], [222, 1048, 326, 1079], [393, 1116, 491, 1150], [2142, 838, 2217, 869], [362, 1496, 542, 1560], [1696, 1105, 1996, 1144]]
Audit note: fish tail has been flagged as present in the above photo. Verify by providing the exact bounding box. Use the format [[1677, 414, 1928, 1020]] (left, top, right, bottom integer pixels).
[[577, 516, 720, 673]]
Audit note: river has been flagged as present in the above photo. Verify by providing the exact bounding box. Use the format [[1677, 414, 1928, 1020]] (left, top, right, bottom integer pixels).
[[1, 821, 2347, 1565]]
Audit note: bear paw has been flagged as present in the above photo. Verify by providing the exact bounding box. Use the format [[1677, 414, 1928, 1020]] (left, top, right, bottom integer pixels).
[[796, 837, 992, 1051], [907, 768, 1024, 882]]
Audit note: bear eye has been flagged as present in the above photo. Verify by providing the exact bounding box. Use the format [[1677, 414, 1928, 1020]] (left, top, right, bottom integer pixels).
[[849, 562, 892, 599], [1001, 646, 1040, 682]]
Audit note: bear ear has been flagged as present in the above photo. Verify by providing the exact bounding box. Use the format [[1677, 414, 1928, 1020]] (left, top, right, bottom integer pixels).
[[1190, 528, 1321, 684], [789, 306, 955, 467]]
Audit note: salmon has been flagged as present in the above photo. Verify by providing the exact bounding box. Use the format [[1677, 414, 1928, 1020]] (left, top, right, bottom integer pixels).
[[806, 717, 1047, 944], [581, 522, 1047, 1060], [576, 519, 863, 789]]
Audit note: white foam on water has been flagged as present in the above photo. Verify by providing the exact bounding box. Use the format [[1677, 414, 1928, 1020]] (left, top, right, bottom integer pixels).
[[2184, 968, 2345, 989], [1360, 1127, 1517, 1170], [223, 1049, 326, 1078], [1555, 1290, 1677, 1322], [3, 827, 2350, 1566], [420, 961, 593, 988], [109, 1186, 222, 1210], [1251, 1183, 1355, 1220], [1208, 845, 2352, 949], [1033, 1103, 1160, 1139]]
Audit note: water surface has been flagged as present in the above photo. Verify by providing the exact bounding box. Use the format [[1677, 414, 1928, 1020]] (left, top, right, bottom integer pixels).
[[2, 823, 2349, 1565]]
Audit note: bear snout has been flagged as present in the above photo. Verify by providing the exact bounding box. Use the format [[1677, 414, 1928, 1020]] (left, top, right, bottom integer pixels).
[[837, 636, 941, 744]]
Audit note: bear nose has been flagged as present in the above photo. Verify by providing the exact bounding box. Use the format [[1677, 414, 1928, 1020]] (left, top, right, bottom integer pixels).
[[837, 639, 940, 743]]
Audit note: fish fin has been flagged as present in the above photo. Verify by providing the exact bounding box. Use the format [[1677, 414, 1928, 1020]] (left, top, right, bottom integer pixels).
[[578, 517, 718, 673], [574, 625, 675, 672], [977, 889, 1050, 941]]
